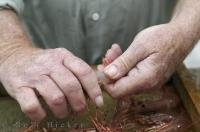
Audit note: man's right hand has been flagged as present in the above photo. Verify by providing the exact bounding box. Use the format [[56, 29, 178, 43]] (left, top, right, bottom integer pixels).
[[0, 47, 103, 121]]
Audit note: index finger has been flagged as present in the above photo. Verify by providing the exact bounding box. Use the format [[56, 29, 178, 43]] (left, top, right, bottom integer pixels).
[[63, 56, 103, 107]]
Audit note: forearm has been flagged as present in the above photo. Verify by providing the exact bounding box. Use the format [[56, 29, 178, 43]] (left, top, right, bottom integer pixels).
[[167, 0, 200, 59], [0, 9, 33, 65], [171, 0, 200, 42]]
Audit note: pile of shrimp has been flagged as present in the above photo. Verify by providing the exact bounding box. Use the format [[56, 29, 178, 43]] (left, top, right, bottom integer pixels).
[[23, 85, 194, 132]]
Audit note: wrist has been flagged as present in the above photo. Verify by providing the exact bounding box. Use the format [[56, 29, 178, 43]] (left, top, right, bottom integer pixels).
[[168, 21, 198, 48], [0, 42, 37, 66], [0, 10, 38, 65], [163, 22, 197, 60], [169, 19, 200, 43]]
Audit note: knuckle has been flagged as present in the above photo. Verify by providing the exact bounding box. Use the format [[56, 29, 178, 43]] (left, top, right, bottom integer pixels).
[[64, 78, 81, 92], [144, 72, 159, 88], [91, 89, 102, 97], [67, 86, 81, 95], [40, 75, 48, 81], [77, 65, 93, 77], [23, 104, 39, 115], [55, 48, 71, 56], [117, 56, 131, 71], [37, 75, 49, 85], [55, 47, 67, 52], [51, 95, 65, 105]]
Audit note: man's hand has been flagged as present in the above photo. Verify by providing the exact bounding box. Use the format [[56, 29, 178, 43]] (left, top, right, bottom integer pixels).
[[0, 47, 103, 121], [101, 0, 200, 98], [102, 23, 197, 98], [0, 10, 103, 121]]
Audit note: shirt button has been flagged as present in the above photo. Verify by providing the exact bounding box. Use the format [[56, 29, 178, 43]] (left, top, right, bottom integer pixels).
[[92, 12, 100, 21]]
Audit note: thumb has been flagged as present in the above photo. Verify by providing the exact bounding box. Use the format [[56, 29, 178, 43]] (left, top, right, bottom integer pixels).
[[103, 44, 146, 80]]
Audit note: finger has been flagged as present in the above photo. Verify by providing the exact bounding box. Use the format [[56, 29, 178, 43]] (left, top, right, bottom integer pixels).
[[105, 44, 122, 62], [15, 87, 46, 121], [35, 75, 68, 119], [104, 42, 149, 80], [63, 56, 103, 107], [104, 61, 158, 98], [103, 44, 122, 66], [98, 44, 122, 74], [102, 57, 111, 66], [50, 66, 86, 112], [111, 44, 122, 56]]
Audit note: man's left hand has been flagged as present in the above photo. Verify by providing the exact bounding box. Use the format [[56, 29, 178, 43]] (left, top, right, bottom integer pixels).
[[103, 23, 192, 98]]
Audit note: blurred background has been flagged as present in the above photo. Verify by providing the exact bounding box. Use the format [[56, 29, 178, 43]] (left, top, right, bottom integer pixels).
[[184, 41, 200, 86], [184, 41, 200, 69]]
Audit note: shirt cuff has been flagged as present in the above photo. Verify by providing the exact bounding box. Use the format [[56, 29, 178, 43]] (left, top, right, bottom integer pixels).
[[0, 0, 24, 14]]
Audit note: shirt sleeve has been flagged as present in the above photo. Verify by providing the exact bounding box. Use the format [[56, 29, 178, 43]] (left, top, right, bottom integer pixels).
[[0, 0, 24, 14]]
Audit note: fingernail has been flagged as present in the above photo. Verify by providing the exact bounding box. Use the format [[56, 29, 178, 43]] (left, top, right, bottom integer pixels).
[[104, 65, 118, 78], [95, 95, 104, 107]]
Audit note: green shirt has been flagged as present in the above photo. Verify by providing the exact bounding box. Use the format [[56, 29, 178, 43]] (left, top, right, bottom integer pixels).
[[1, 0, 176, 64]]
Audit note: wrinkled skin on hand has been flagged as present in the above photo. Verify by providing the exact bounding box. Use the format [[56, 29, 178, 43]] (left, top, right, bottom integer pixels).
[[101, 24, 192, 98], [0, 47, 103, 121]]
